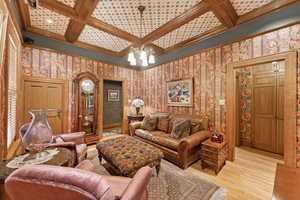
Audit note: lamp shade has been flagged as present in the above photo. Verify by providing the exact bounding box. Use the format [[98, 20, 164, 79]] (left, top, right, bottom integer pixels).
[[131, 98, 144, 108]]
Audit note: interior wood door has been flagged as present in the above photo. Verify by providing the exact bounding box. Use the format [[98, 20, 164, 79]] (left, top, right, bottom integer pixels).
[[253, 72, 276, 152], [252, 63, 284, 154], [24, 79, 65, 134]]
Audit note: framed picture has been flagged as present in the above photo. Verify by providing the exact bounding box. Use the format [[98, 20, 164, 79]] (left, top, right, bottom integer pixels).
[[108, 89, 120, 101], [167, 78, 193, 107]]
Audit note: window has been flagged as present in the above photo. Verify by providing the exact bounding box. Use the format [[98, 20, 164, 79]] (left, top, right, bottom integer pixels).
[[7, 35, 17, 148]]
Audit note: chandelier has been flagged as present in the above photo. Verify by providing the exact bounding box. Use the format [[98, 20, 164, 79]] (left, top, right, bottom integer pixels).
[[127, 6, 155, 67]]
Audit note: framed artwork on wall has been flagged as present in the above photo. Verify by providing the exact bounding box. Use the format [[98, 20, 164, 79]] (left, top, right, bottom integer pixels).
[[167, 78, 193, 107], [108, 90, 120, 102]]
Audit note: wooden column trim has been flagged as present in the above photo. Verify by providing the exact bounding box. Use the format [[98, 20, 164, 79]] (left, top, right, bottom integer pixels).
[[226, 51, 297, 168]]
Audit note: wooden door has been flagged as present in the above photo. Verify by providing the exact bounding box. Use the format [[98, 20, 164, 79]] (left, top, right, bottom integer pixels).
[[252, 63, 284, 154], [24, 79, 66, 134]]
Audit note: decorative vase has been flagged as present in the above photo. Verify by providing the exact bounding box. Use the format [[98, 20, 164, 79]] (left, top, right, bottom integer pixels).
[[20, 110, 53, 152]]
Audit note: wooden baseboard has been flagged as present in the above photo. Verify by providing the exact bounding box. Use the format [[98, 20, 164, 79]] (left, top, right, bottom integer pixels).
[[104, 123, 122, 129]]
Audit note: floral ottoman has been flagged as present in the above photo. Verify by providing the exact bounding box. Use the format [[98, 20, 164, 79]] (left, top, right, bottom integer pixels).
[[96, 136, 163, 177]]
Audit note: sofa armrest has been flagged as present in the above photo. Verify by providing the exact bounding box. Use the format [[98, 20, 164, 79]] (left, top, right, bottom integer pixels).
[[179, 130, 211, 150], [56, 132, 86, 144], [129, 122, 142, 136]]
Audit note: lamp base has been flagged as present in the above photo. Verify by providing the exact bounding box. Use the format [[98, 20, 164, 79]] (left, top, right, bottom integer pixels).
[[135, 107, 141, 116]]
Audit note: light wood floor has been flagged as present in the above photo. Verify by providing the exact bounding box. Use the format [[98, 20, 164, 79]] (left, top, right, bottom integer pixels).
[[188, 146, 283, 200]]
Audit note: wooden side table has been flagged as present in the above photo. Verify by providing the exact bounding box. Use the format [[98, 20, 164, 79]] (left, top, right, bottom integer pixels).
[[127, 115, 144, 125], [200, 138, 227, 174]]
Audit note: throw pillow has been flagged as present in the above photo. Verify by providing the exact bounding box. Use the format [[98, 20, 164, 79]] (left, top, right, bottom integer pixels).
[[171, 119, 191, 139], [167, 118, 175, 133], [157, 116, 169, 132], [190, 119, 204, 134], [141, 115, 158, 131]]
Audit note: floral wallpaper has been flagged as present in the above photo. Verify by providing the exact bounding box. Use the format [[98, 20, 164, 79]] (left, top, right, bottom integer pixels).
[[140, 24, 300, 167], [238, 67, 252, 146], [21, 46, 140, 132]]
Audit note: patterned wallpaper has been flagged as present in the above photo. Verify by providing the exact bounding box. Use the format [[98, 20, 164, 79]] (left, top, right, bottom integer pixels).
[[238, 67, 252, 146], [21, 46, 140, 132], [140, 24, 300, 167]]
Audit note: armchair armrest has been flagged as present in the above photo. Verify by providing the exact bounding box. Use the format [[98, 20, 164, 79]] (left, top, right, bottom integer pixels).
[[47, 141, 76, 148], [121, 166, 152, 200], [56, 132, 86, 144], [129, 122, 142, 136], [179, 130, 211, 150]]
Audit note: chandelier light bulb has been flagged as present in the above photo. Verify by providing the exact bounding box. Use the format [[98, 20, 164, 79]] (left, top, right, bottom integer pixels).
[[128, 52, 135, 62], [140, 50, 147, 60], [149, 54, 155, 64], [130, 58, 137, 66], [142, 59, 148, 67]]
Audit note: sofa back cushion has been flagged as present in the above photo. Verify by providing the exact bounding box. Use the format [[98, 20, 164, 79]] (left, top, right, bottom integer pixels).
[[157, 116, 169, 132], [169, 114, 208, 133], [141, 115, 158, 131], [170, 119, 191, 139]]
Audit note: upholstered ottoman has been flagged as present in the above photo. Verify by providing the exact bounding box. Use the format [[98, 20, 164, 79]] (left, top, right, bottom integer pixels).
[[96, 136, 163, 177]]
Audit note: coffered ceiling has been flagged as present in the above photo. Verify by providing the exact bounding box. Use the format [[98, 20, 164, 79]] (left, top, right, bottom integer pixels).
[[17, 0, 300, 60]]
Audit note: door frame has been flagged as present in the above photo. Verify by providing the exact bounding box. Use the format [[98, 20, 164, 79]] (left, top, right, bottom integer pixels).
[[99, 77, 128, 138], [226, 51, 297, 168], [23, 76, 69, 133]]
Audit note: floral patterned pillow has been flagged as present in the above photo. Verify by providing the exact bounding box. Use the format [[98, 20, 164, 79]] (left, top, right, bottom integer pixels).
[[141, 115, 158, 131], [170, 119, 191, 139]]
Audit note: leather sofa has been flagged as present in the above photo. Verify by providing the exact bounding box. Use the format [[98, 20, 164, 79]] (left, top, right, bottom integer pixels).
[[5, 160, 152, 200], [129, 113, 211, 169]]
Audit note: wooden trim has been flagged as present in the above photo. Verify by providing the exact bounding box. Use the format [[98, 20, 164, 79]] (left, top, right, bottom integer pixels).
[[226, 51, 297, 168], [165, 25, 227, 54], [38, 0, 140, 44], [23, 76, 70, 133], [205, 0, 238, 28], [104, 123, 122, 129], [4, 0, 24, 42], [64, 0, 98, 43], [26, 26, 120, 57], [141, 1, 210, 44], [100, 77, 128, 137], [237, 0, 300, 25]]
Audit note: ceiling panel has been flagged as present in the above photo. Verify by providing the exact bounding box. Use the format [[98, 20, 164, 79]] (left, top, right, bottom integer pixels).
[[230, 0, 274, 16], [92, 0, 202, 38], [153, 12, 221, 49], [29, 6, 71, 35], [56, 0, 77, 8], [78, 25, 131, 52]]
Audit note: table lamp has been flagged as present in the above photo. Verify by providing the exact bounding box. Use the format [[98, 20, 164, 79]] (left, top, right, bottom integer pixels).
[[131, 96, 144, 116]]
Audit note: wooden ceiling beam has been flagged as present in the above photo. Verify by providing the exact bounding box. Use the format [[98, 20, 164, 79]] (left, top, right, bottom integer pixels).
[[39, 0, 139, 44], [165, 25, 227, 54], [204, 0, 238, 27], [141, 1, 210, 44], [64, 0, 98, 43], [27, 26, 120, 56], [237, 0, 300, 25]]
